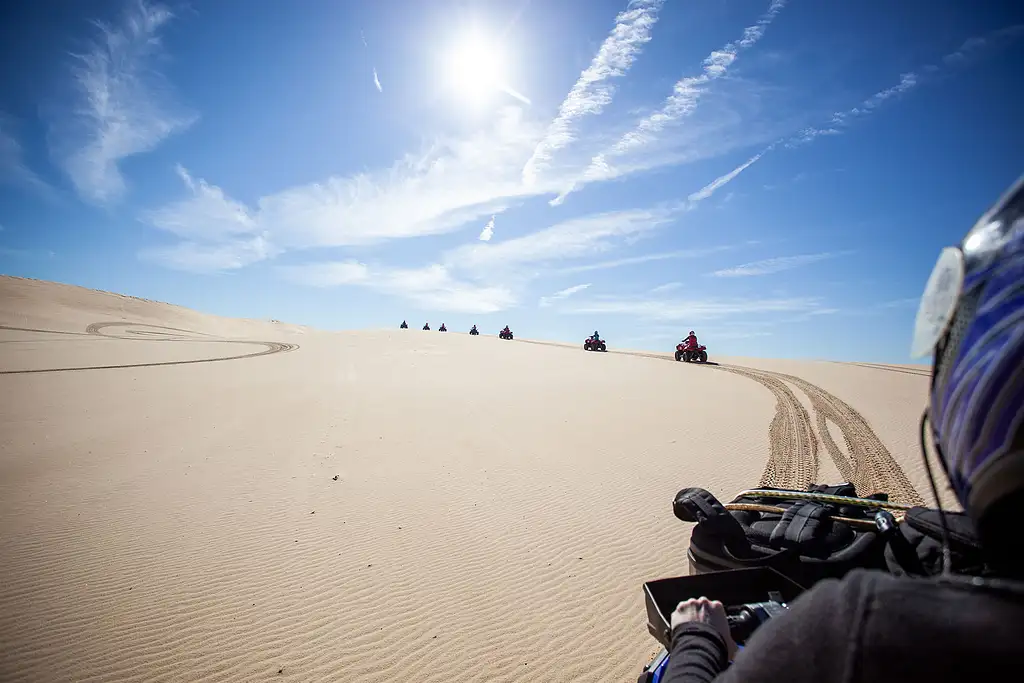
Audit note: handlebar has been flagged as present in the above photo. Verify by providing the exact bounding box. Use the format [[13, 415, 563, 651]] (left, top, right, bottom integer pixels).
[[725, 593, 788, 642]]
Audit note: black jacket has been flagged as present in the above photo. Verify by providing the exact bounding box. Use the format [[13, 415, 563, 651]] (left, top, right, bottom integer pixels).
[[662, 569, 1024, 683]]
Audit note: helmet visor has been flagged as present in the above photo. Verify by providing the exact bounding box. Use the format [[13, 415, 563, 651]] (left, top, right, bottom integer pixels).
[[911, 246, 965, 359]]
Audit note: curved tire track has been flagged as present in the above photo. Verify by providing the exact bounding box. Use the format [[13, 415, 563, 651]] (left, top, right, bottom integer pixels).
[[0, 322, 298, 375], [594, 348, 924, 506], [765, 370, 924, 506], [715, 366, 819, 491]]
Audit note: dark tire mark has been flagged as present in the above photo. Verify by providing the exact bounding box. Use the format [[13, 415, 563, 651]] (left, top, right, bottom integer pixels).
[[715, 366, 819, 490], [846, 362, 930, 377], [85, 322, 218, 340], [578, 346, 924, 506], [0, 322, 298, 375], [766, 371, 924, 506], [0, 325, 91, 336]]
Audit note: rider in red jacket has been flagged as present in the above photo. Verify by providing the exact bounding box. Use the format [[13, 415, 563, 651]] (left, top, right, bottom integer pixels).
[[682, 331, 699, 350]]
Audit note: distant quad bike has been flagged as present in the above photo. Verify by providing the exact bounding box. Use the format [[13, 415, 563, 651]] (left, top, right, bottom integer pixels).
[[583, 337, 607, 352], [439, 324, 447, 332], [675, 342, 708, 363], [499, 329, 514, 340], [469, 327, 479, 336]]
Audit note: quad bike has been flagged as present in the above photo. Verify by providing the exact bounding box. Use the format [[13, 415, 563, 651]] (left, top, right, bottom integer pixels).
[[583, 337, 607, 352], [637, 567, 802, 682], [439, 325, 448, 332], [469, 328, 479, 336], [675, 343, 708, 363], [400, 322, 409, 329], [499, 330, 514, 340]]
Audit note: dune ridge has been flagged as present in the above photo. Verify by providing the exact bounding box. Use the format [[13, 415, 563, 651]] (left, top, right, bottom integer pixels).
[[1, 276, 934, 682]]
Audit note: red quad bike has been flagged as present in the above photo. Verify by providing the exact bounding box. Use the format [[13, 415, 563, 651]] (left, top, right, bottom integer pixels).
[[584, 337, 607, 352], [499, 329, 514, 340], [675, 342, 708, 363]]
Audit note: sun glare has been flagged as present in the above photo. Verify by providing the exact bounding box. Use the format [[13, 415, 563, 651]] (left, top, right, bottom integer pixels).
[[444, 31, 506, 105]]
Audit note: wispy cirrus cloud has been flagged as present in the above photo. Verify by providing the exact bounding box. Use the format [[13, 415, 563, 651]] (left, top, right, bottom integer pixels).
[[373, 68, 383, 93], [522, 0, 665, 186], [688, 152, 765, 202], [558, 245, 735, 274], [279, 261, 515, 313], [140, 236, 274, 273], [446, 205, 679, 276], [53, 0, 195, 205], [791, 24, 1023, 146], [791, 73, 919, 145], [553, 0, 786, 202], [604, 1, 784, 158], [539, 283, 591, 307], [479, 215, 495, 241], [710, 251, 847, 277], [145, 165, 258, 241], [650, 282, 682, 294], [563, 294, 826, 322], [142, 108, 557, 270], [0, 115, 57, 199]]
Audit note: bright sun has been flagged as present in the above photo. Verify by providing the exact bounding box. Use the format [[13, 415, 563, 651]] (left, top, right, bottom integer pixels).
[[443, 32, 506, 105]]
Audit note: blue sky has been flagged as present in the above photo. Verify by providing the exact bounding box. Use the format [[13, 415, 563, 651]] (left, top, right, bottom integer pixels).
[[1, 0, 1022, 362]]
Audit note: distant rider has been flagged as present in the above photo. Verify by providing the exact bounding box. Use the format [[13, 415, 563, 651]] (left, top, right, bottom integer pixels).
[[591, 330, 601, 342], [400, 320, 408, 329], [682, 330, 698, 350], [470, 325, 478, 334], [662, 177, 1024, 682], [439, 323, 447, 332], [423, 323, 430, 331]]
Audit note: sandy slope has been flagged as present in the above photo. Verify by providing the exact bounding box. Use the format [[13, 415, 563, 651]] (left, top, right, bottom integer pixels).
[[0, 276, 936, 682]]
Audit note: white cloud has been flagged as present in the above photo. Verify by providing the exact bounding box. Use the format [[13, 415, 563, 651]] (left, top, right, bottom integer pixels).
[[522, 0, 665, 186], [479, 215, 495, 241], [568, 0, 786, 194], [140, 236, 274, 273], [145, 165, 258, 241], [446, 205, 679, 275], [277, 260, 370, 287], [279, 261, 515, 313], [142, 108, 560, 271], [687, 152, 765, 202], [558, 245, 734, 274], [0, 114, 55, 198], [563, 295, 825, 321], [792, 73, 918, 144], [53, 0, 196, 205], [789, 25, 1024, 147], [373, 68, 383, 92], [539, 283, 591, 307], [650, 282, 682, 293], [711, 252, 845, 277]]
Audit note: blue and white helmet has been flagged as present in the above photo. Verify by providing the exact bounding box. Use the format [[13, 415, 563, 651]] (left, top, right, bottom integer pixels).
[[913, 176, 1024, 522]]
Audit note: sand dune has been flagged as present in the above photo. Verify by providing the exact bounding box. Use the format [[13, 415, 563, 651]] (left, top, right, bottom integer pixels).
[[0, 276, 936, 682]]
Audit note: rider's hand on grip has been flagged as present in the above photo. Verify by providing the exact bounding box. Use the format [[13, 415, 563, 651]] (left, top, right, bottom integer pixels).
[[670, 597, 738, 660]]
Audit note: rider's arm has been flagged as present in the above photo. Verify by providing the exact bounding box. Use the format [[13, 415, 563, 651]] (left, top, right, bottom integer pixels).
[[661, 623, 729, 683], [662, 573, 868, 683]]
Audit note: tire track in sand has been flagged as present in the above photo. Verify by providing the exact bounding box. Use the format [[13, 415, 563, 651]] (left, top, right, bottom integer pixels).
[[713, 366, 819, 492], [674, 361, 923, 506], [511, 341, 925, 504], [765, 370, 924, 506], [0, 322, 298, 375]]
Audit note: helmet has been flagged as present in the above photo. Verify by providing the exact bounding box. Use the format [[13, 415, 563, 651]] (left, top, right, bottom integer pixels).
[[913, 176, 1024, 538], [689, 330, 695, 336]]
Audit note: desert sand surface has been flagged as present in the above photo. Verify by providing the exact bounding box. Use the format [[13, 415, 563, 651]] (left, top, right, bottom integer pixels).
[[1, 276, 937, 682]]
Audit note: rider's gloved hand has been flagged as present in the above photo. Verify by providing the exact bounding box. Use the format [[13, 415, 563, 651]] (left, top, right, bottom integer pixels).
[[671, 597, 737, 660]]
